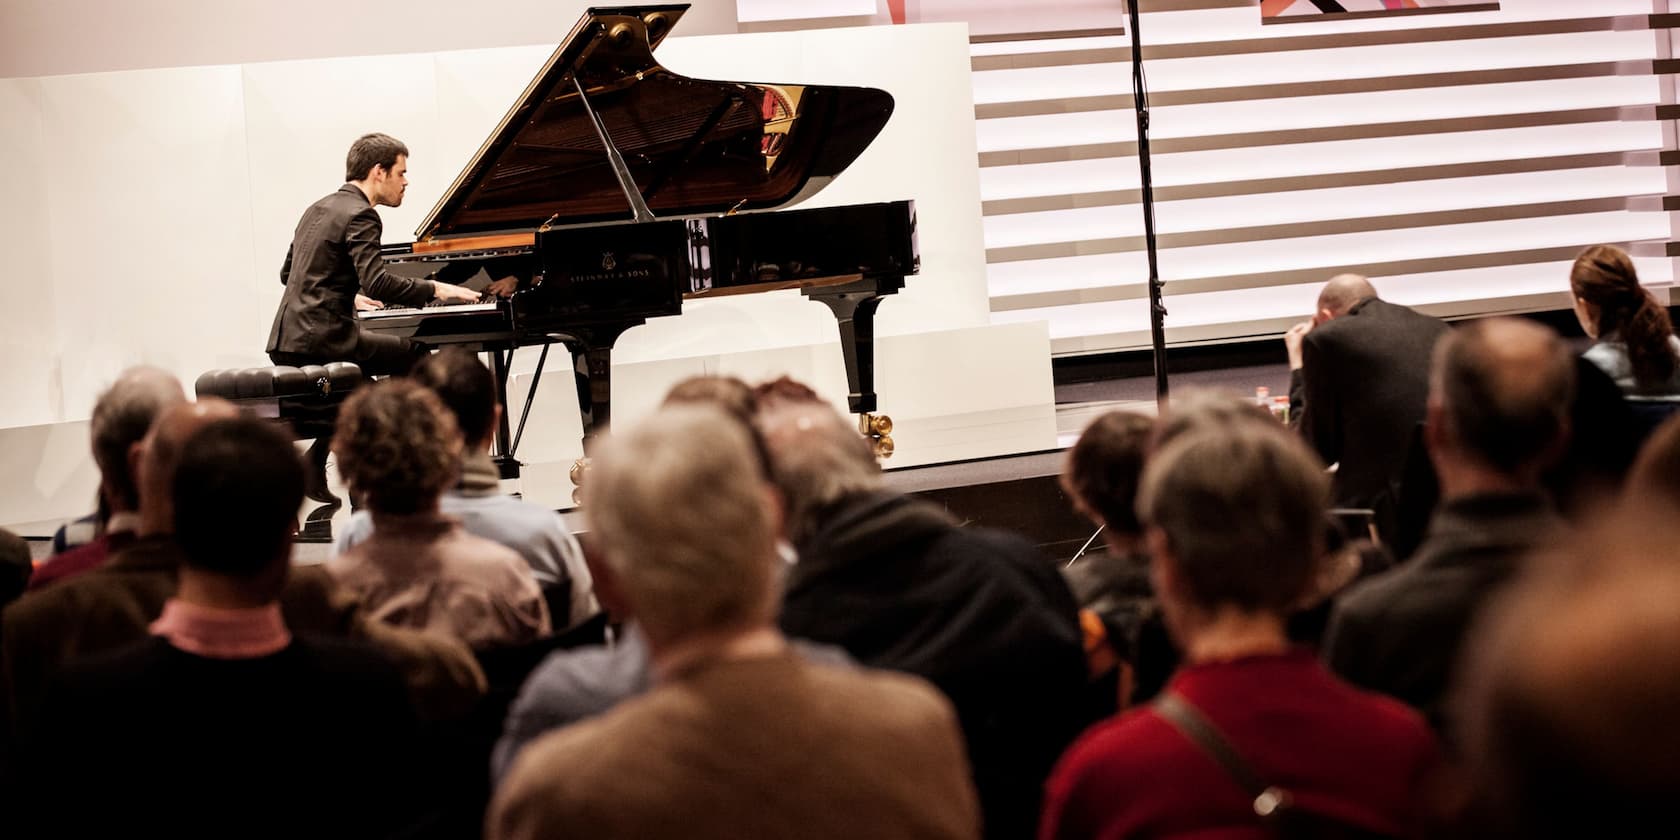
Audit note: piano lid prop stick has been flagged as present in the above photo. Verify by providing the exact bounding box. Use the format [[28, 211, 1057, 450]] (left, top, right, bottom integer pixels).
[[571, 73, 657, 224]]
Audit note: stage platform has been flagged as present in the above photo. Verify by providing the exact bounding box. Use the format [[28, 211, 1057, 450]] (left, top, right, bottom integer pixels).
[[14, 344, 1298, 567]]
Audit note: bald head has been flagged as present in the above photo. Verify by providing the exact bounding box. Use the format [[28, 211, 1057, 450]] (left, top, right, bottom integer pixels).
[[1432, 318, 1574, 478], [1458, 526, 1680, 837], [137, 398, 240, 535], [90, 366, 187, 511], [1316, 274, 1378, 319]]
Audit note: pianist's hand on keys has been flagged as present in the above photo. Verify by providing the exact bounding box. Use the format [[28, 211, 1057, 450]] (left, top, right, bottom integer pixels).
[[433, 281, 481, 304]]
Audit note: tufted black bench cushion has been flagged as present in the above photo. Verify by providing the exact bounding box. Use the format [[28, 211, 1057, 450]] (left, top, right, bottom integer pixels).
[[194, 362, 363, 440]]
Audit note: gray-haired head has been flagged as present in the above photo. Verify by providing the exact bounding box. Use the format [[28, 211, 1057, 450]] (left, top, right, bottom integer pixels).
[[91, 366, 187, 512], [1137, 421, 1329, 617], [754, 398, 881, 545], [583, 404, 782, 648]]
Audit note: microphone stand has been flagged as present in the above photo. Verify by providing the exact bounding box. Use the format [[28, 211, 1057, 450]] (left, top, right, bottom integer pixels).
[[1127, 0, 1170, 405]]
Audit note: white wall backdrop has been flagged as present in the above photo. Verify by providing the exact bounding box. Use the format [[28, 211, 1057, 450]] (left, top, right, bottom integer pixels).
[[0, 0, 741, 78], [0, 20, 1011, 428], [0, 16, 1060, 525]]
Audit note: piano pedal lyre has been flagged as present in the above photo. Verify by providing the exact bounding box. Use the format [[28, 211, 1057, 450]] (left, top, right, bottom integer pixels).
[[858, 412, 894, 461]]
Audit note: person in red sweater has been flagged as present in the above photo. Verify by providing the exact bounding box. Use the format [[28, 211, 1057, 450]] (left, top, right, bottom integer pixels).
[[1040, 419, 1440, 840]]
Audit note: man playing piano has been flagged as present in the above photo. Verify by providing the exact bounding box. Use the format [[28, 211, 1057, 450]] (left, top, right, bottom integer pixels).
[[266, 133, 485, 504], [268, 132, 484, 374]]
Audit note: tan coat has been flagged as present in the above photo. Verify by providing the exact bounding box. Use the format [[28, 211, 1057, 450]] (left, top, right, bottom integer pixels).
[[489, 651, 980, 840]]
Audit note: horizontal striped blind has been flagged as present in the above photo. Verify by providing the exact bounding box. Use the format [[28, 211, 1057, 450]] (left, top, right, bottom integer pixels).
[[974, 0, 1678, 354]]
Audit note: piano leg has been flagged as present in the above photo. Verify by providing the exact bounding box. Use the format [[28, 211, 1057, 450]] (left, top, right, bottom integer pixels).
[[574, 344, 615, 442], [555, 321, 640, 492], [803, 276, 904, 415], [488, 348, 521, 480]]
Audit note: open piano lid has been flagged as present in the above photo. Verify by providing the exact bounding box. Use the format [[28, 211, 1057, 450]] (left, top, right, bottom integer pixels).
[[415, 4, 896, 240]]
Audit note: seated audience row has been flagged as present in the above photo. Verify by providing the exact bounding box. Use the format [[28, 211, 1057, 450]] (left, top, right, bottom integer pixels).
[[497, 374, 1091, 840], [19, 418, 430, 837], [490, 405, 981, 840], [11, 268, 1680, 838]]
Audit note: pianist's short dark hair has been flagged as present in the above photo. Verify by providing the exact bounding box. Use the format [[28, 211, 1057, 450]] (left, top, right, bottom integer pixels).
[[172, 417, 304, 577], [412, 348, 497, 446], [346, 132, 409, 182]]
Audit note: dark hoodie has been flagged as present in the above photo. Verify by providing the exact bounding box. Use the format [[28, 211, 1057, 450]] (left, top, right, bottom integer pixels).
[[781, 491, 1090, 840]]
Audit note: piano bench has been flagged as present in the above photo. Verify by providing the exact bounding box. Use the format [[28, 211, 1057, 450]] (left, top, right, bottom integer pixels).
[[193, 363, 364, 440]]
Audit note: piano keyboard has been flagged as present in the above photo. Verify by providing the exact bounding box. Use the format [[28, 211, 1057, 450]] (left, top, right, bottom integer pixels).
[[358, 300, 501, 320]]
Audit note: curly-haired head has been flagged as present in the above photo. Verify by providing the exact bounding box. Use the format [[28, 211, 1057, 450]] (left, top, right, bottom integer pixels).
[[332, 378, 463, 515]]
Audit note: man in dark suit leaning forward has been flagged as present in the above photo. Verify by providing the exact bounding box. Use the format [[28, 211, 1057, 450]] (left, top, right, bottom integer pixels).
[[266, 133, 481, 502], [1286, 274, 1448, 538], [267, 132, 482, 373]]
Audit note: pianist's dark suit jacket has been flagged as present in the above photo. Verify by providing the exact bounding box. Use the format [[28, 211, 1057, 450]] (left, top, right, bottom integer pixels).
[[266, 184, 435, 361], [1287, 297, 1448, 525]]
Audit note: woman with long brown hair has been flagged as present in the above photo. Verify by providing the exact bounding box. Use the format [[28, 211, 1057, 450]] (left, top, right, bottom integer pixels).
[[1570, 244, 1680, 396]]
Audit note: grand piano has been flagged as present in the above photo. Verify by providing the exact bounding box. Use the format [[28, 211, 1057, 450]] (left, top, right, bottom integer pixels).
[[361, 3, 917, 480]]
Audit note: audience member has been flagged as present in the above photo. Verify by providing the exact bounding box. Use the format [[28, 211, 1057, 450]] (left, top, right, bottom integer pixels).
[[761, 393, 1088, 840], [1325, 318, 1574, 738], [337, 349, 596, 630], [489, 405, 979, 840], [47, 506, 102, 557], [664, 373, 759, 422], [1040, 422, 1439, 840], [18, 418, 426, 837], [1391, 353, 1638, 558], [1454, 516, 1680, 838], [29, 366, 186, 589], [1570, 244, 1680, 397], [328, 378, 550, 648], [1155, 387, 1276, 448], [2, 400, 485, 741], [1285, 275, 1448, 538], [1060, 410, 1173, 708], [490, 376, 848, 782]]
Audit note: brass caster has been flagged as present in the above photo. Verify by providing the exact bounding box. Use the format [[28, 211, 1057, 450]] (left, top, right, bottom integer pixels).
[[858, 412, 894, 460]]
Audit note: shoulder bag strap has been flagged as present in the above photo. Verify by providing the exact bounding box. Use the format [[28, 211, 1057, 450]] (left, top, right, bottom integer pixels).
[[1155, 692, 1292, 818]]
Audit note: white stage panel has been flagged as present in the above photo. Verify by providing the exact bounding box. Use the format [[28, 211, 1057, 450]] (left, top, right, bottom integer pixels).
[[38, 66, 258, 420], [0, 79, 61, 429]]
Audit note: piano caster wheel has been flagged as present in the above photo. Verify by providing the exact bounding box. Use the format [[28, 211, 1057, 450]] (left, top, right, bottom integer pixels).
[[858, 412, 894, 460], [874, 434, 895, 460]]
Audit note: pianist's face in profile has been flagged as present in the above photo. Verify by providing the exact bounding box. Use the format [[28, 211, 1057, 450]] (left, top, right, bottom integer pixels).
[[370, 154, 409, 208]]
